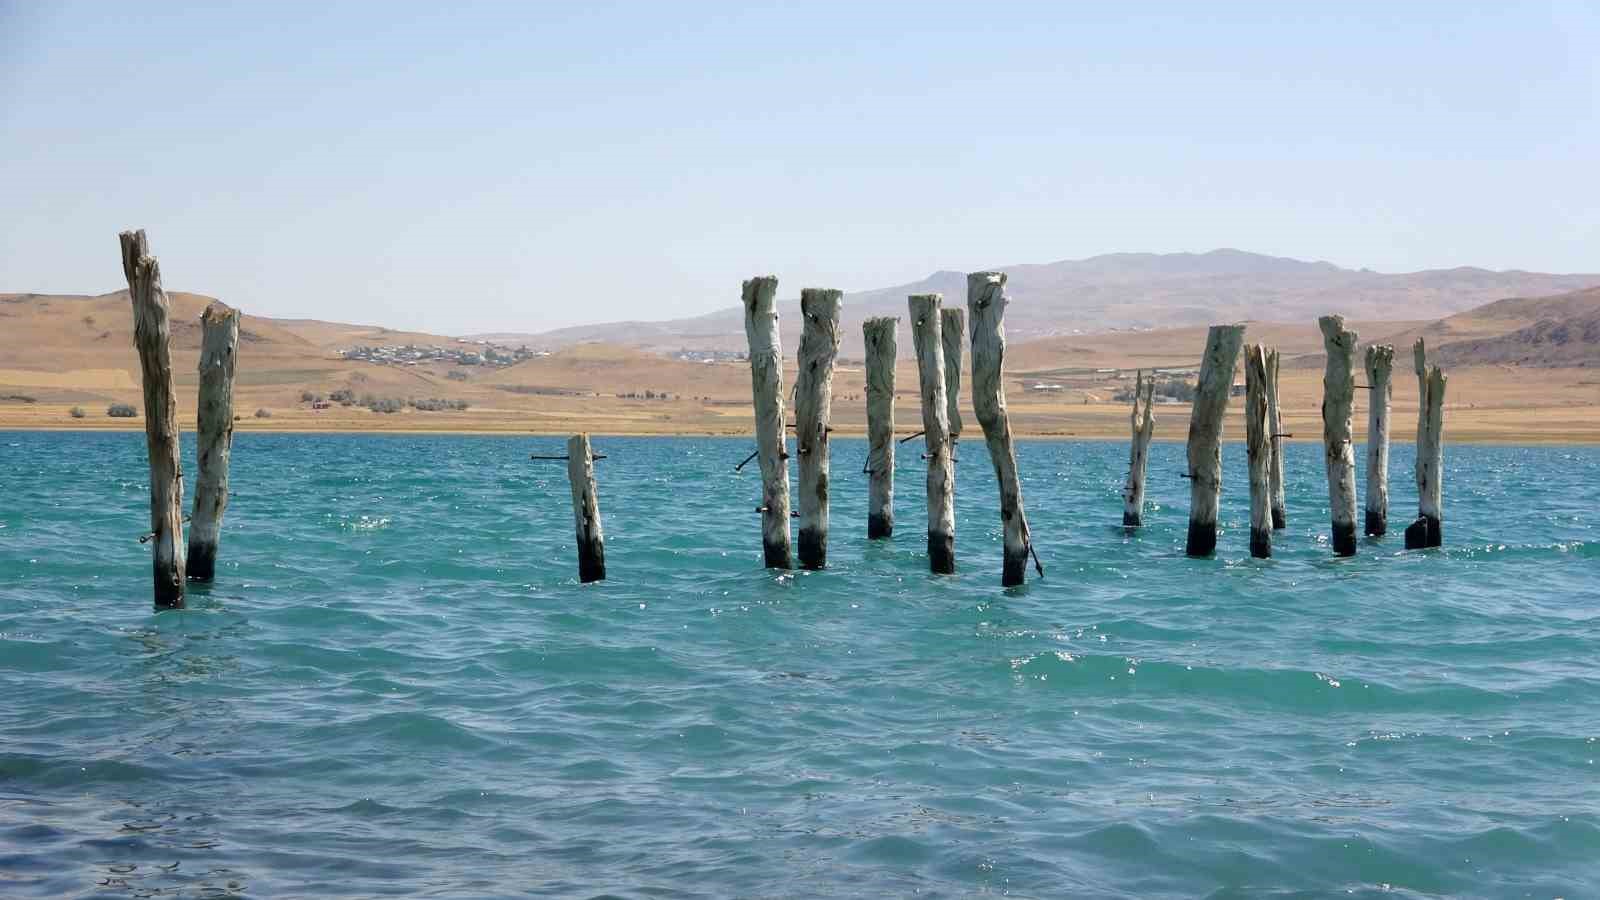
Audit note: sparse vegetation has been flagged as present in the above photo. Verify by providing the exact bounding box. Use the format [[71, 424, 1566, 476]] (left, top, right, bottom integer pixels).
[[446, 370, 469, 381], [70, 406, 85, 418], [255, 407, 273, 418], [329, 388, 356, 406], [300, 390, 327, 403], [107, 403, 137, 418], [1114, 376, 1197, 404], [0, 394, 37, 403]]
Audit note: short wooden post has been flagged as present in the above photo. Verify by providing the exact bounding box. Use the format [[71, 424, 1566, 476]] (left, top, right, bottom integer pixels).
[[863, 316, 898, 539], [1363, 344, 1395, 536], [1405, 341, 1447, 549], [1184, 324, 1246, 557], [795, 288, 841, 569], [1266, 348, 1287, 529], [188, 303, 239, 581], [1319, 315, 1359, 557], [940, 307, 965, 449], [743, 276, 792, 569], [1122, 369, 1156, 526], [1244, 344, 1272, 558], [119, 229, 186, 607], [566, 434, 606, 582], [909, 293, 955, 574], [967, 272, 1032, 586]]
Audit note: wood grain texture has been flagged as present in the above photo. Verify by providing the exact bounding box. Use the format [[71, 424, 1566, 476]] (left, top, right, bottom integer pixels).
[[1266, 348, 1287, 530], [1123, 369, 1155, 527], [1320, 315, 1359, 556], [1363, 344, 1395, 537], [566, 434, 606, 582], [967, 272, 1032, 586], [742, 276, 791, 569], [188, 302, 239, 581], [862, 317, 898, 539], [795, 289, 841, 569], [1185, 324, 1246, 557], [1245, 344, 1272, 558], [909, 293, 955, 574]]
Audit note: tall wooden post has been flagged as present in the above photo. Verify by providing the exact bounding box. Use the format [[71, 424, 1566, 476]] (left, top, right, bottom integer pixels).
[[1266, 348, 1287, 529], [967, 272, 1032, 586], [119, 229, 186, 608], [188, 303, 239, 581], [1320, 315, 1359, 556], [1244, 344, 1272, 558], [567, 433, 606, 582], [940, 307, 965, 450], [742, 276, 791, 569], [795, 288, 841, 570], [1405, 341, 1446, 550], [863, 316, 898, 539], [1184, 324, 1246, 557], [1123, 370, 1155, 527], [1363, 344, 1395, 536], [909, 293, 955, 574]]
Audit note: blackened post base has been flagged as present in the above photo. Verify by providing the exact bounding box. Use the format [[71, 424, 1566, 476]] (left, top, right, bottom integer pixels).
[[1364, 509, 1387, 537], [928, 531, 955, 574], [577, 542, 606, 584], [1250, 527, 1271, 559], [1001, 547, 1027, 587], [1271, 508, 1286, 530], [867, 514, 892, 540], [153, 563, 184, 610], [1185, 520, 1217, 558], [1404, 515, 1441, 550], [1331, 521, 1357, 557], [763, 540, 792, 570], [798, 528, 826, 571], [1122, 511, 1142, 528], [187, 543, 217, 582]]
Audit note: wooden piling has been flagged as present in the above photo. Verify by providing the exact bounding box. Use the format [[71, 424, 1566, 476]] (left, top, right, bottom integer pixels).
[[795, 289, 841, 569], [940, 307, 965, 448], [742, 276, 792, 569], [1266, 348, 1287, 530], [1319, 315, 1359, 557], [119, 229, 186, 607], [1363, 344, 1395, 536], [967, 272, 1032, 586], [908, 293, 955, 574], [1405, 340, 1447, 549], [863, 317, 898, 539], [1244, 344, 1272, 558], [187, 303, 239, 581], [566, 434, 606, 582], [1122, 369, 1156, 527], [1184, 324, 1246, 557]]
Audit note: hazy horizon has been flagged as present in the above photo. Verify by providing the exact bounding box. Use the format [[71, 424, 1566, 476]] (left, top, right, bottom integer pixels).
[[4, 2, 1596, 335]]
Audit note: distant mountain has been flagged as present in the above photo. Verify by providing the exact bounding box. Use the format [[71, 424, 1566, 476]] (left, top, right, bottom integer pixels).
[[480, 249, 1600, 356], [1430, 287, 1600, 368]]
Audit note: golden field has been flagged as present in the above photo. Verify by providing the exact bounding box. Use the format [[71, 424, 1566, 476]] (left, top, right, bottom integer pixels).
[[2, 290, 1597, 443]]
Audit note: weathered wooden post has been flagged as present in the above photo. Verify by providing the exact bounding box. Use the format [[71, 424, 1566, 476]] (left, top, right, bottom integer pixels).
[[743, 276, 792, 569], [1405, 339, 1447, 549], [795, 288, 841, 569], [1244, 344, 1272, 558], [1265, 348, 1287, 529], [1319, 315, 1359, 557], [863, 317, 898, 539], [119, 229, 186, 607], [1363, 344, 1395, 536], [1123, 370, 1156, 526], [1184, 324, 1246, 557], [567, 433, 606, 582], [940, 307, 964, 450], [967, 272, 1033, 586], [187, 303, 239, 581], [909, 293, 955, 574]]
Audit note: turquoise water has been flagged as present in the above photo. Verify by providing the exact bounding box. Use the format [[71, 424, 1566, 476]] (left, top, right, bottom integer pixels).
[[2, 430, 1597, 897]]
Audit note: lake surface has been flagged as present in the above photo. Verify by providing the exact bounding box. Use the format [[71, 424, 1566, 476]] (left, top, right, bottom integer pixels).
[[2, 431, 1597, 897]]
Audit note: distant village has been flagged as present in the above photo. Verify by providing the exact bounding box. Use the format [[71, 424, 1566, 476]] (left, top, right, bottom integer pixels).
[[339, 341, 549, 368]]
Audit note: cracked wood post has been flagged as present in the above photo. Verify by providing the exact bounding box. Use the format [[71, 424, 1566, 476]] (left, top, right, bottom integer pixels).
[[967, 272, 1032, 586], [1123, 369, 1156, 526], [1266, 348, 1287, 529], [743, 276, 792, 569], [1244, 344, 1272, 558], [1405, 343, 1447, 549], [188, 303, 239, 581], [567, 433, 606, 582], [941, 306, 965, 455], [909, 293, 955, 574], [863, 317, 898, 539], [795, 289, 841, 569], [1320, 315, 1359, 557], [1184, 324, 1245, 557], [119, 229, 186, 607], [1364, 344, 1395, 536]]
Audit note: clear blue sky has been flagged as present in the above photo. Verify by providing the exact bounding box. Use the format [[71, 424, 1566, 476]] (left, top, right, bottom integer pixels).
[[3, 2, 1596, 334]]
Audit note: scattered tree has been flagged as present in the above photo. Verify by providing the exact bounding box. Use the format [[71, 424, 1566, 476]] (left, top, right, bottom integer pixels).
[[107, 403, 137, 418]]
